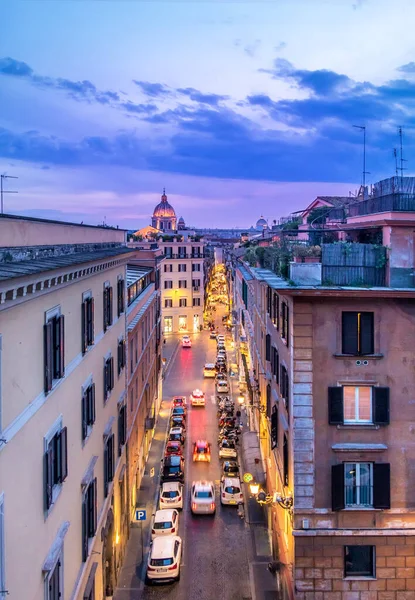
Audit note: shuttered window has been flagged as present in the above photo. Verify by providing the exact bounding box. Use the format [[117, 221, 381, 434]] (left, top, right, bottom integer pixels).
[[280, 365, 289, 414], [118, 404, 127, 456], [44, 314, 65, 394], [328, 386, 389, 426], [178, 280, 187, 289], [117, 279, 125, 317], [283, 434, 289, 486], [265, 334, 271, 362], [266, 286, 272, 316], [82, 478, 97, 562], [242, 280, 248, 308], [48, 559, 61, 600], [281, 302, 289, 347], [271, 347, 279, 382], [81, 297, 94, 354], [272, 293, 279, 329], [104, 434, 115, 497], [82, 384, 96, 441], [103, 357, 114, 402], [266, 384, 272, 418], [44, 427, 68, 511], [117, 339, 126, 376], [342, 312, 374, 355], [271, 405, 278, 449], [103, 286, 113, 332], [331, 462, 390, 511]]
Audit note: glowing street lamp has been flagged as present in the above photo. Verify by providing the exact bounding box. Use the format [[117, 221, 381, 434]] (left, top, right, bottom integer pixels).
[[249, 482, 260, 495], [238, 395, 245, 405]]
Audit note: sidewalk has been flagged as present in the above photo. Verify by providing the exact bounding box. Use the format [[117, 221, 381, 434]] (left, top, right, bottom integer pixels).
[[114, 338, 179, 599]]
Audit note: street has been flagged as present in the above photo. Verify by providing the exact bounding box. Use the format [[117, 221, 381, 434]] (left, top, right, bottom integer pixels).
[[142, 326, 252, 600]]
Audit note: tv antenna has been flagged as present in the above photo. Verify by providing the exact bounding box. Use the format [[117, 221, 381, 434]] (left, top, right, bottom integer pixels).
[[398, 126, 407, 178], [1, 174, 18, 215], [353, 125, 370, 190], [393, 149, 399, 177]]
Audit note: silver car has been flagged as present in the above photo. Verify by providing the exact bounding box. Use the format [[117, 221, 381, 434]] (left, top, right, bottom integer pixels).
[[190, 480, 216, 515]]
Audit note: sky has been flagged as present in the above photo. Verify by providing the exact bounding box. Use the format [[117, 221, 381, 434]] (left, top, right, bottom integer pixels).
[[1, 0, 414, 230]]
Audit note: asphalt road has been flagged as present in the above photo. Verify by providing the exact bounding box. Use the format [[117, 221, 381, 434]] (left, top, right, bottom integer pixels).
[[142, 328, 252, 600]]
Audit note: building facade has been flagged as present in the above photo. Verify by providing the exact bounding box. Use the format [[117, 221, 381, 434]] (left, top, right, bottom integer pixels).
[[0, 215, 138, 600]]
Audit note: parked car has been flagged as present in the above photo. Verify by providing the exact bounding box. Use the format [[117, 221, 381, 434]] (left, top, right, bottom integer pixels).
[[146, 535, 182, 584], [222, 460, 239, 479], [216, 334, 225, 343], [164, 441, 184, 457], [193, 440, 211, 462], [190, 389, 205, 407], [151, 509, 179, 539], [218, 439, 237, 459], [216, 380, 229, 394], [159, 482, 184, 510], [203, 363, 216, 378], [220, 478, 243, 506], [190, 480, 216, 515], [170, 415, 186, 429], [215, 372, 227, 382], [161, 456, 185, 483], [168, 427, 185, 444], [210, 331, 217, 339], [173, 395, 187, 407], [172, 406, 187, 419], [182, 335, 192, 348]]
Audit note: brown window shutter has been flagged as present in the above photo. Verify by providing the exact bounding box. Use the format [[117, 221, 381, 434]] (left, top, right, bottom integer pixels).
[[92, 478, 97, 534], [44, 322, 53, 394], [360, 312, 374, 355], [342, 312, 358, 354], [44, 446, 53, 510], [328, 387, 344, 425], [373, 387, 390, 425], [332, 464, 345, 511], [103, 288, 108, 331], [81, 301, 88, 354], [82, 393, 87, 440], [59, 426, 68, 482], [108, 286, 113, 326], [57, 315, 65, 378], [373, 463, 391, 509], [87, 297, 94, 345], [82, 497, 88, 561], [90, 383, 96, 423], [109, 356, 114, 390]]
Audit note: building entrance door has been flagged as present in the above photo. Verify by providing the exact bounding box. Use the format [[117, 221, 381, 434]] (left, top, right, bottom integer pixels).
[[178, 315, 187, 332], [164, 316, 173, 333], [193, 314, 199, 332]]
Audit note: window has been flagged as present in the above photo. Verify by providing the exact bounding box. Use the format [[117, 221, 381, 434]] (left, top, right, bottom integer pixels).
[[328, 386, 389, 426], [265, 334, 271, 362], [44, 311, 65, 394], [280, 365, 289, 412], [178, 264, 187, 272], [164, 246, 173, 258], [81, 296, 94, 354], [192, 279, 201, 288], [178, 247, 186, 258], [193, 298, 201, 307], [44, 425, 68, 511], [103, 356, 114, 402], [104, 433, 115, 497], [283, 433, 289, 486], [164, 280, 173, 289], [82, 383, 96, 441], [164, 264, 173, 273], [103, 285, 113, 332], [342, 312, 374, 355], [118, 404, 127, 456], [281, 302, 289, 346], [271, 405, 278, 449], [271, 347, 279, 382], [82, 478, 97, 562], [242, 280, 248, 308], [192, 264, 201, 272], [179, 298, 187, 308], [117, 339, 126, 376], [267, 286, 272, 316], [165, 299, 173, 308], [83, 563, 97, 600], [272, 293, 279, 329], [47, 558, 62, 600], [178, 280, 187, 289], [332, 462, 390, 511], [266, 384, 271, 417], [117, 278, 125, 317], [344, 546, 375, 578]]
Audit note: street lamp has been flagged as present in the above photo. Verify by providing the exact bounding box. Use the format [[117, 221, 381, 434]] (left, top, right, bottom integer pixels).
[[249, 483, 293, 511], [249, 482, 260, 495]]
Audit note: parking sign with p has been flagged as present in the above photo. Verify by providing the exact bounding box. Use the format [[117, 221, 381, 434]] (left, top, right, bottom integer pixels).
[[135, 509, 146, 521]]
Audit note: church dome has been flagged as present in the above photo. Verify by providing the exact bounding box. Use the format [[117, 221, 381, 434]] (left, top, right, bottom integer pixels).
[[256, 216, 268, 229], [153, 190, 176, 218], [178, 216, 185, 224]]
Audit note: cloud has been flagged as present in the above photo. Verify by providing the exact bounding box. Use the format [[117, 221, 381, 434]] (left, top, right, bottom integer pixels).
[[133, 80, 171, 97], [177, 87, 229, 106], [0, 56, 33, 77], [243, 40, 261, 58], [398, 62, 415, 74], [120, 101, 158, 114], [352, 0, 368, 9], [274, 42, 287, 52]]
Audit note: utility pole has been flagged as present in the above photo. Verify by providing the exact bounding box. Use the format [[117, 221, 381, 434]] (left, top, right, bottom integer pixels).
[[393, 149, 399, 177], [1, 174, 18, 214], [398, 126, 407, 178], [353, 125, 370, 192]]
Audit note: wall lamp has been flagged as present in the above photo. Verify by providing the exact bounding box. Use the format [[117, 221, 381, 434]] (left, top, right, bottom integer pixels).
[[238, 394, 266, 413], [248, 482, 293, 511]]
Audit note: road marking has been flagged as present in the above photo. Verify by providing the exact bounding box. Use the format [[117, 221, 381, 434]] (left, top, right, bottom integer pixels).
[[211, 395, 216, 404]]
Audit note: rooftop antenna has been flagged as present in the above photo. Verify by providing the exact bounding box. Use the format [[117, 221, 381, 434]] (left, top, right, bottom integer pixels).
[[1, 174, 18, 214], [393, 148, 399, 177], [353, 125, 370, 192], [398, 126, 407, 178]]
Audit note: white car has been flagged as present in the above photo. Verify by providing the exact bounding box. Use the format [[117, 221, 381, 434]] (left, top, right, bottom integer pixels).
[[159, 482, 184, 510], [217, 334, 225, 343], [218, 439, 237, 459], [216, 380, 229, 394], [146, 535, 182, 583], [190, 389, 206, 406], [182, 335, 192, 348], [151, 509, 179, 539], [220, 477, 243, 506], [190, 480, 216, 515]]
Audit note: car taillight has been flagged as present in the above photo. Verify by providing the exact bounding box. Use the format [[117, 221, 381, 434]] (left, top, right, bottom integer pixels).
[[171, 527, 176, 533], [192, 502, 197, 511], [168, 563, 177, 571], [240, 493, 243, 499], [177, 496, 182, 501], [147, 565, 156, 571], [210, 503, 215, 510], [222, 493, 226, 498], [151, 529, 155, 533]]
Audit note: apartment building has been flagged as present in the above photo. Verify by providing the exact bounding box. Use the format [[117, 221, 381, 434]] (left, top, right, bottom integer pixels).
[[125, 249, 163, 517], [230, 177, 415, 600], [158, 233, 206, 334], [0, 215, 135, 600]]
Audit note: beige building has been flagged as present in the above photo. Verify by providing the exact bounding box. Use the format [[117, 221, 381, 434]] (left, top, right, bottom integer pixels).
[[0, 214, 136, 600]]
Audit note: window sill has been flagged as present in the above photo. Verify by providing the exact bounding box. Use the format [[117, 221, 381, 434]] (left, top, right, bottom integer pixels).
[[344, 577, 376, 581], [344, 507, 382, 511], [337, 424, 380, 430], [333, 353, 383, 360]]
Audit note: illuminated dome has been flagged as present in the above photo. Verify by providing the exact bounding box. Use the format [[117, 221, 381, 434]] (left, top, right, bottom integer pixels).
[[151, 189, 177, 231], [255, 216, 268, 230], [177, 216, 185, 230]]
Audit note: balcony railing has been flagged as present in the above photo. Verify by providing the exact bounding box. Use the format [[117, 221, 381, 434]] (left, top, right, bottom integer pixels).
[[321, 243, 386, 287], [345, 484, 373, 507], [348, 193, 415, 217]]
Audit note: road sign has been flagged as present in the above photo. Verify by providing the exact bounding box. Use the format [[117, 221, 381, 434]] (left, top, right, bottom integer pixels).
[[243, 472, 253, 484], [150, 467, 155, 477], [135, 509, 147, 521]]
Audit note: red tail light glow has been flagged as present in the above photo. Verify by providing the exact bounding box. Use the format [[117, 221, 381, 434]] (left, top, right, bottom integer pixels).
[[210, 503, 215, 510], [171, 527, 176, 533], [151, 529, 155, 533], [222, 493, 226, 498], [147, 565, 156, 571], [240, 493, 243, 499], [192, 502, 197, 511], [168, 563, 177, 571]]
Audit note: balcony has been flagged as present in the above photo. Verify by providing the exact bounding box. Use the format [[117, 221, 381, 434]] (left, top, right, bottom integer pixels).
[[348, 193, 415, 217], [321, 243, 386, 287]]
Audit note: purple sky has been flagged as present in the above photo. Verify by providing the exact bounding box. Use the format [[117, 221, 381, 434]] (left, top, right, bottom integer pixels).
[[1, 0, 414, 229]]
